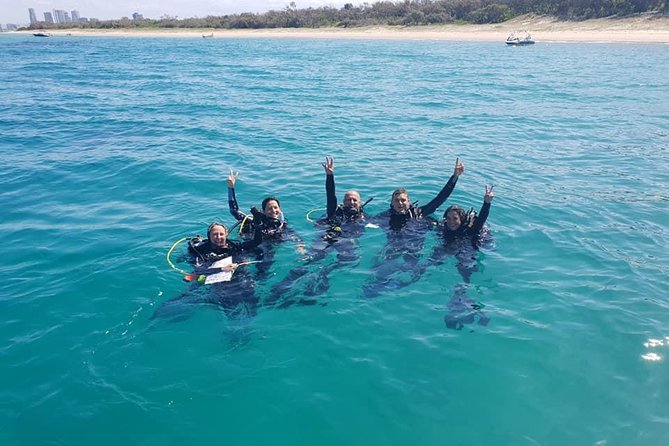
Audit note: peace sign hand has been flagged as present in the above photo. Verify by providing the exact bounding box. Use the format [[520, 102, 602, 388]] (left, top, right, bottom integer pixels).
[[322, 156, 334, 175], [227, 168, 239, 188], [484, 184, 495, 203], [453, 157, 465, 177]]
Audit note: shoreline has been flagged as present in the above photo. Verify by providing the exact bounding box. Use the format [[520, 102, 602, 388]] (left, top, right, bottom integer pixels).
[[17, 15, 669, 43]]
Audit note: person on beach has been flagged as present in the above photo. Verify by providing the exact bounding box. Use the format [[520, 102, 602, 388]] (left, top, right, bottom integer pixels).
[[153, 220, 264, 327], [265, 156, 370, 307], [428, 185, 495, 330], [361, 157, 465, 298], [227, 169, 305, 279]]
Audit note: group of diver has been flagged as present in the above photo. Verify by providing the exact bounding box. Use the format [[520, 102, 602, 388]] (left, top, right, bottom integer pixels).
[[157, 156, 495, 332]]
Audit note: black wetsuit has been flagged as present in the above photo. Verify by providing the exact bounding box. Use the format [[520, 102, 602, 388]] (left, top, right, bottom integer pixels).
[[431, 201, 491, 282], [318, 173, 367, 260], [228, 187, 303, 279], [363, 173, 460, 298], [152, 224, 263, 327], [429, 201, 492, 330]]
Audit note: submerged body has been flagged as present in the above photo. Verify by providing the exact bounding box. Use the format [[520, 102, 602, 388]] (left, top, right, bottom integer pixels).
[[428, 186, 495, 329], [153, 222, 263, 325], [227, 172, 304, 280], [266, 156, 367, 307], [363, 159, 464, 298]]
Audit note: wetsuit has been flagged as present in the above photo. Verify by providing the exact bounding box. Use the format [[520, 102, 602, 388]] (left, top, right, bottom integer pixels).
[[227, 186, 303, 279], [361, 173, 460, 298], [153, 224, 263, 328], [187, 221, 263, 268], [266, 173, 367, 308], [430, 200, 492, 330], [318, 172, 368, 259], [431, 200, 492, 282]]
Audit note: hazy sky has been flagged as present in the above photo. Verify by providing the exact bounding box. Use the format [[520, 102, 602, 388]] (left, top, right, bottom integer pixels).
[[4, 1, 366, 25]]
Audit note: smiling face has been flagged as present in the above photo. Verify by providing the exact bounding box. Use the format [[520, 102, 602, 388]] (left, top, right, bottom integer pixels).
[[391, 190, 410, 213], [445, 209, 462, 231], [343, 191, 361, 209], [208, 224, 228, 247], [263, 199, 282, 220]]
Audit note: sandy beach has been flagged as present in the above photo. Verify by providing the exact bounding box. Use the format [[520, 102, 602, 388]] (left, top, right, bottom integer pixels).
[[23, 15, 669, 43]]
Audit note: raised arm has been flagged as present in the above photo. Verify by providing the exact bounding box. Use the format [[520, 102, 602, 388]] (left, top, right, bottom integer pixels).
[[323, 156, 337, 219], [420, 157, 465, 216], [227, 169, 246, 221], [470, 185, 494, 235]]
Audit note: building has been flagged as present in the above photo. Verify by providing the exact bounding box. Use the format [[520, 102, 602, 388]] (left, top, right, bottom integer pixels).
[[71, 10, 80, 22], [29, 8, 38, 25], [53, 9, 66, 24], [64, 12, 71, 23], [44, 12, 54, 24], [6, 23, 19, 31]]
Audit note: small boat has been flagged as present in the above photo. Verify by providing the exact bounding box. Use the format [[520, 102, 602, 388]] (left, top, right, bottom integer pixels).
[[506, 32, 534, 45], [33, 32, 52, 37], [202, 33, 214, 38]]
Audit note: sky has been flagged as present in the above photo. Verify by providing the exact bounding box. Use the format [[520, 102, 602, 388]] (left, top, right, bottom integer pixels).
[[4, 1, 368, 25]]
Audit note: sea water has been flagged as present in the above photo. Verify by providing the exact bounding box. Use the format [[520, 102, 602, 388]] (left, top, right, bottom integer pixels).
[[0, 34, 668, 445]]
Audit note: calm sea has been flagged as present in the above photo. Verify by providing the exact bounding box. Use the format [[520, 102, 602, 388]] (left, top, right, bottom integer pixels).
[[1, 34, 668, 445]]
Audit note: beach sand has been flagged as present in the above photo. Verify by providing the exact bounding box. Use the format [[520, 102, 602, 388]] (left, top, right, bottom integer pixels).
[[24, 15, 669, 43]]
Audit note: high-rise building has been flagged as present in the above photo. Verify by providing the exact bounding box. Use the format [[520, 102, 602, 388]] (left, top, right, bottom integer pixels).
[[29, 8, 38, 25], [53, 10, 67, 24], [44, 12, 54, 24], [71, 10, 80, 22], [64, 12, 71, 23]]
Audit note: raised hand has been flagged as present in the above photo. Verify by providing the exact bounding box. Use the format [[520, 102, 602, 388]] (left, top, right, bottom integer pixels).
[[227, 168, 239, 188], [322, 156, 334, 175], [453, 157, 465, 177], [484, 184, 495, 203]]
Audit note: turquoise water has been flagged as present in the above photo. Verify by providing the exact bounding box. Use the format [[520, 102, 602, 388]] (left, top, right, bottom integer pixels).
[[1, 34, 668, 444]]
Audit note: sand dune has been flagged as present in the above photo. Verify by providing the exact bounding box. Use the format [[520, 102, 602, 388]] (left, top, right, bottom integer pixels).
[[27, 15, 669, 43]]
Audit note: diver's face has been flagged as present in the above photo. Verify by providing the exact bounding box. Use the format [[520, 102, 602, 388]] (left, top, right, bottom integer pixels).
[[263, 200, 282, 220], [209, 225, 228, 247], [343, 191, 361, 209], [445, 210, 462, 231], [391, 192, 410, 213]]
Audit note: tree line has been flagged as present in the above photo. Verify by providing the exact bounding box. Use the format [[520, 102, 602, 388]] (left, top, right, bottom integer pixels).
[[29, 0, 669, 30]]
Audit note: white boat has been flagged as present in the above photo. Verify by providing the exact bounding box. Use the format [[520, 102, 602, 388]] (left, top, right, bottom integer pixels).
[[202, 33, 214, 38], [506, 31, 534, 45], [33, 32, 52, 37]]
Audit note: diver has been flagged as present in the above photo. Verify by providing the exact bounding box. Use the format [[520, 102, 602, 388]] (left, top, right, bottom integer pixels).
[[362, 157, 465, 298], [153, 220, 264, 327], [187, 220, 263, 271], [428, 184, 495, 330], [440, 185, 493, 250], [378, 157, 465, 230], [265, 156, 370, 308], [227, 169, 306, 280]]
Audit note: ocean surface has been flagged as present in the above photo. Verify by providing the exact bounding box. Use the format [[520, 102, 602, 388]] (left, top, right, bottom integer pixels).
[[1, 33, 668, 445]]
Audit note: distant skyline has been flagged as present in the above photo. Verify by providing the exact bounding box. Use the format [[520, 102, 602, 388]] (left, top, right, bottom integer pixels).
[[4, 1, 367, 25]]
